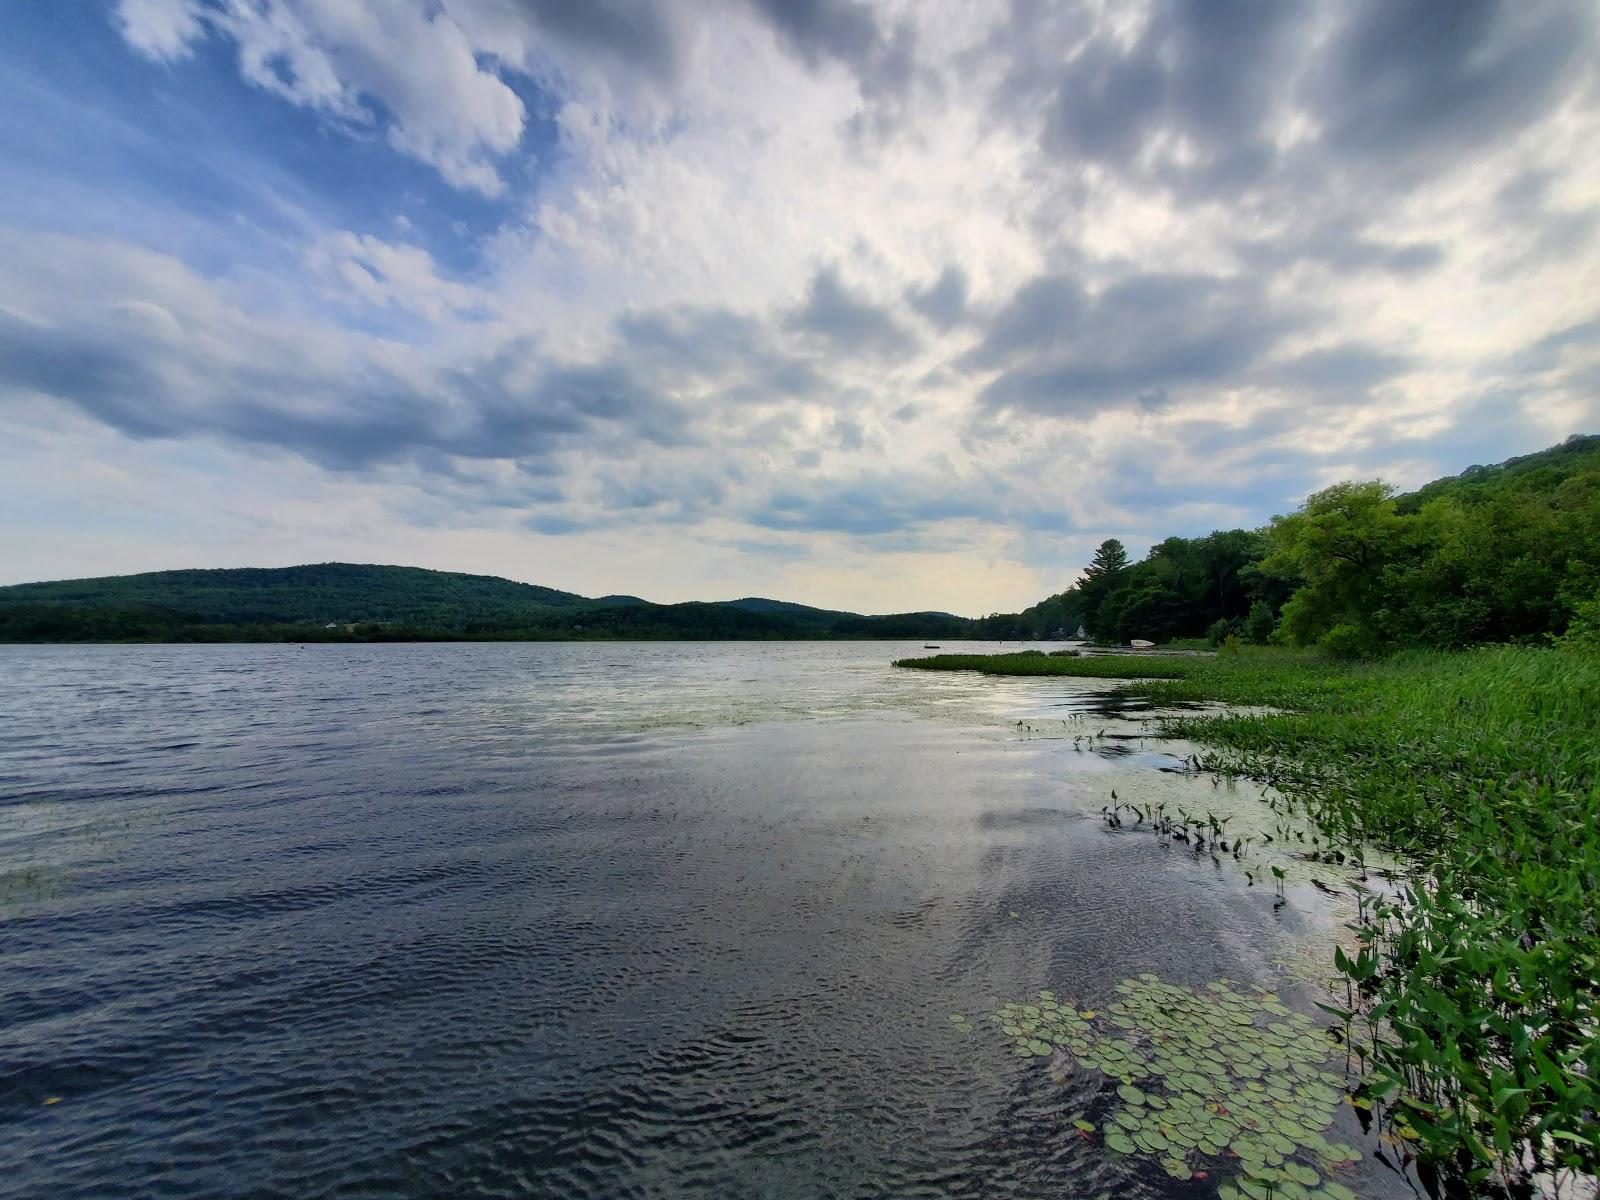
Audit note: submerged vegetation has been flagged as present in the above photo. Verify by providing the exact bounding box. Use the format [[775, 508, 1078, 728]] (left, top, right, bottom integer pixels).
[[905, 646, 1600, 1195], [991, 975, 1362, 1198]]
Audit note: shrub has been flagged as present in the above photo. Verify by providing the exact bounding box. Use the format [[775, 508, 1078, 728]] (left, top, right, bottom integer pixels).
[[1244, 601, 1275, 645], [1317, 622, 1375, 660]]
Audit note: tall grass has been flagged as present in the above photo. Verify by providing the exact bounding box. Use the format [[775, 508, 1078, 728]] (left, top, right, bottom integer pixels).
[[896, 646, 1600, 1195]]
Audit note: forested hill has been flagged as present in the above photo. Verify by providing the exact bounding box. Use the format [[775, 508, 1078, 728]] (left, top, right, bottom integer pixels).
[[0, 563, 592, 626], [0, 563, 979, 643], [989, 433, 1600, 654]]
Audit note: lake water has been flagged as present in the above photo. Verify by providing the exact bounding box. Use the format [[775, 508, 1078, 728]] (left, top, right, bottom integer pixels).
[[0, 642, 1398, 1199]]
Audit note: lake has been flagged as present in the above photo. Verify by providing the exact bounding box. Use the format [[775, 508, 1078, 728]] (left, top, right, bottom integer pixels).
[[0, 642, 1398, 1198]]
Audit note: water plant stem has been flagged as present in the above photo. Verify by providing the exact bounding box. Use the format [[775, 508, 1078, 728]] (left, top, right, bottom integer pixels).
[[899, 646, 1600, 1195]]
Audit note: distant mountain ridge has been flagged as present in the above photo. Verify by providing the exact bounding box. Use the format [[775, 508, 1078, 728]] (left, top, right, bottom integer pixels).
[[0, 562, 980, 642], [0, 563, 592, 626], [717, 596, 857, 628]]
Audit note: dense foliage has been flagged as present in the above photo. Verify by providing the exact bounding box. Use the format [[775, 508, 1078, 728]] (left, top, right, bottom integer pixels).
[[1266, 437, 1600, 655], [979, 528, 1277, 643], [0, 563, 976, 642], [897, 646, 1600, 1195], [0, 563, 591, 626], [985, 434, 1600, 653]]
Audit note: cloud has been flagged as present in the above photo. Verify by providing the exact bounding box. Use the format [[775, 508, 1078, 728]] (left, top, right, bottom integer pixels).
[[1266, 345, 1415, 394], [785, 266, 919, 358], [745, 0, 917, 109], [747, 470, 1065, 538], [614, 307, 773, 378], [996, 0, 1310, 195], [116, 0, 528, 195], [115, 0, 204, 61], [458, 0, 686, 83], [3, 1, 1598, 615], [306, 232, 488, 319], [746, 0, 883, 69], [905, 265, 969, 329], [991, 0, 1598, 242], [1305, 0, 1595, 175], [0, 232, 696, 472], [965, 272, 1303, 417], [1231, 220, 1446, 277]]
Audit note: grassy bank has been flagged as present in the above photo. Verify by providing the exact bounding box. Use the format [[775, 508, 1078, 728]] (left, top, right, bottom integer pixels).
[[897, 646, 1600, 1194]]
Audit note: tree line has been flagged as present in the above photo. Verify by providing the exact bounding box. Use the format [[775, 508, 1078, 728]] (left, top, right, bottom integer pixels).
[[984, 434, 1600, 655]]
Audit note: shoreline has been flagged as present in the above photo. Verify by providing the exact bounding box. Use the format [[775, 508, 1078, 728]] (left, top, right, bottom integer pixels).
[[894, 644, 1600, 1196]]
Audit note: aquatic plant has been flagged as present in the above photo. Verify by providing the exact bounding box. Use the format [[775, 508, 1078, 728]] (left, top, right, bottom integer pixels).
[[909, 646, 1600, 1195], [993, 975, 1361, 1197]]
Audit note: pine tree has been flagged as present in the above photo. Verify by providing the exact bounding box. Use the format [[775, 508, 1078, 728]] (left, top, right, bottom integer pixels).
[[1082, 538, 1128, 582], [1079, 538, 1130, 638]]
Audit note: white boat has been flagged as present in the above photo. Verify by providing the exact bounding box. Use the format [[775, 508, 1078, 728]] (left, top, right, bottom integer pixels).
[[1130, 639, 1155, 650]]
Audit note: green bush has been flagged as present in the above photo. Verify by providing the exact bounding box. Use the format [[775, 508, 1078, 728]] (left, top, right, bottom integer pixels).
[[1316, 622, 1375, 660], [1244, 601, 1276, 644]]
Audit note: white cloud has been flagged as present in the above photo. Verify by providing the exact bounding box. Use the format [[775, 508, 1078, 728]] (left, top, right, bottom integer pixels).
[[7, 0, 1600, 612], [115, 0, 204, 61], [305, 232, 488, 320], [118, 0, 529, 195]]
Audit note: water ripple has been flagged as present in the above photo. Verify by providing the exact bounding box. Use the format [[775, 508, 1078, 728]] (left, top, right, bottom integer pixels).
[[0, 643, 1397, 1199]]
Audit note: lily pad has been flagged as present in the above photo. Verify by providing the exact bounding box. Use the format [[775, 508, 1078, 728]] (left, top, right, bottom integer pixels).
[[1284, 1161, 1320, 1186], [991, 973, 1356, 1186]]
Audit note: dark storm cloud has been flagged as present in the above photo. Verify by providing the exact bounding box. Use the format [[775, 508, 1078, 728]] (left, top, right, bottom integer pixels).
[[905, 265, 970, 329], [963, 272, 1303, 417], [786, 267, 919, 358]]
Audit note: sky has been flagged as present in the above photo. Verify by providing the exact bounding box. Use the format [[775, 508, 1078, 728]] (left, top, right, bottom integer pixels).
[[1, 1, 1597, 615]]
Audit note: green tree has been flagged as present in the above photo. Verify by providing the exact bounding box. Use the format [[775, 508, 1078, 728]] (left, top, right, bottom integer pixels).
[[1079, 538, 1130, 637], [1244, 601, 1275, 645], [1084, 538, 1129, 579], [1262, 481, 1401, 653]]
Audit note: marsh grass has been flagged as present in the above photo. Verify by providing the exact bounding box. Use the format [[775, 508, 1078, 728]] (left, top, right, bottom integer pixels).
[[898, 646, 1600, 1196]]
